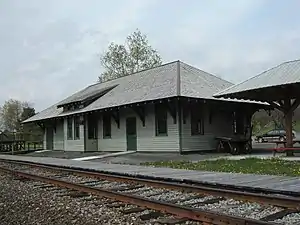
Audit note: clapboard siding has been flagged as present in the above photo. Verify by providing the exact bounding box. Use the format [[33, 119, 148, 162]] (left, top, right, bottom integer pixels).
[[63, 118, 85, 151], [181, 105, 233, 152], [53, 120, 64, 150], [43, 102, 235, 152], [98, 104, 179, 152], [98, 111, 127, 152], [137, 105, 179, 152]]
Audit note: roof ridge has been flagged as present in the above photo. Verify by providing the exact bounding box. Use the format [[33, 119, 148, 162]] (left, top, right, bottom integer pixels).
[[214, 59, 300, 96], [65, 60, 181, 99], [176, 60, 181, 96], [179, 61, 233, 85], [98, 60, 179, 84]]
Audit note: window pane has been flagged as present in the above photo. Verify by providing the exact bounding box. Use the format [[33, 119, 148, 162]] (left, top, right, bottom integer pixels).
[[191, 107, 203, 135], [103, 114, 111, 138], [74, 117, 80, 139], [67, 118, 73, 139], [88, 115, 98, 139], [155, 104, 167, 135]]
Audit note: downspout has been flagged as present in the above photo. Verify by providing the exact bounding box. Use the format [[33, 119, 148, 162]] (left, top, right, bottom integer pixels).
[[177, 61, 183, 154]]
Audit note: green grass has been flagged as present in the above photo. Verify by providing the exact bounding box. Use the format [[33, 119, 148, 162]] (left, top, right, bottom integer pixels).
[[142, 158, 300, 177]]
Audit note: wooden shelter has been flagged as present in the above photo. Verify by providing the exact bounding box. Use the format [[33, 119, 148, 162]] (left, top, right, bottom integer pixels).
[[214, 60, 300, 156]]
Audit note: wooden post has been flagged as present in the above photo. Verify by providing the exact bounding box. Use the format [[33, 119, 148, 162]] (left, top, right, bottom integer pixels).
[[284, 108, 294, 156], [268, 98, 300, 157]]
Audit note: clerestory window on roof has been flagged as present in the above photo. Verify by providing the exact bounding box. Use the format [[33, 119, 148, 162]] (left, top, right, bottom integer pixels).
[[58, 84, 119, 111]]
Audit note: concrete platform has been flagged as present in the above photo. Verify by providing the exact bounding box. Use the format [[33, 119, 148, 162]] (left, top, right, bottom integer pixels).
[[18, 150, 107, 159], [0, 154, 299, 195]]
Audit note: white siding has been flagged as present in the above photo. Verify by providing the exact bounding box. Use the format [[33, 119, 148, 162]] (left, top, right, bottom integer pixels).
[[98, 109, 128, 152], [98, 104, 179, 152], [137, 105, 179, 152], [53, 120, 64, 150], [181, 105, 233, 152], [63, 117, 85, 151]]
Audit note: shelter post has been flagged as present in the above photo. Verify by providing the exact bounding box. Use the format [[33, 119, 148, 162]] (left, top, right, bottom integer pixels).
[[275, 98, 300, 156], [284, 102, 293, 156]]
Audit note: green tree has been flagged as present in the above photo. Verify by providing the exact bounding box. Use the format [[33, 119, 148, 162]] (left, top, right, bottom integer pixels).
[[21, 107, 43, 141], [99, 29, 162, 82], [0, 99, 30, 132]]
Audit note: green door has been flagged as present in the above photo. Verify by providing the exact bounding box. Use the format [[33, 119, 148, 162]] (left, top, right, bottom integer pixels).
[[46, 127, 53, 150], [126, 117, 137, 151]]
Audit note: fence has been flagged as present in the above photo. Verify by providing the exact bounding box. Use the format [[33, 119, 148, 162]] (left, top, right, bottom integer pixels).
[[0, 140, 43, 153]]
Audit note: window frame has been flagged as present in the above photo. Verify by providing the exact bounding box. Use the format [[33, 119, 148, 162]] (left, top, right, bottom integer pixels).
[[190, 107, 204, 135], [67, 117, 73, 140], [267, 130, 276, 135], [155, 104, 168, 136], [74, 116, 80, 140], [88, 115, 98, 139], [102, 114, 111, 138]]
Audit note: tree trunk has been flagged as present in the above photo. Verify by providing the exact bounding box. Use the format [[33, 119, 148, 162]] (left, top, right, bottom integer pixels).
[[285, 108, 294, 156]]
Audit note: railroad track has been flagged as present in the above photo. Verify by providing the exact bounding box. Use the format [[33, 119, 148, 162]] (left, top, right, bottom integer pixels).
[[0, 160, 299, 224]]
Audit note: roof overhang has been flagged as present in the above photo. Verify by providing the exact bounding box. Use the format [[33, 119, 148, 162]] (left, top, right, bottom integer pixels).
[[22, 96, 270, 124], [214, 82, 300, 102]]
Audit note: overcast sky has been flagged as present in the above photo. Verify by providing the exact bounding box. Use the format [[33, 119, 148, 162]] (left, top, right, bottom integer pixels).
[[1, 0, 300, 111]]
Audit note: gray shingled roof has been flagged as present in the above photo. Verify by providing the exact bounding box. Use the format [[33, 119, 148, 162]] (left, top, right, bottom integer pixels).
[[24, 60, 265, 123], [214, 60, 300, 98]]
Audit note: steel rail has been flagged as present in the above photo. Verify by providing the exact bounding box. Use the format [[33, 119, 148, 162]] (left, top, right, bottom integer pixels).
[[1, 159, 300, 210], [0, 166, 274, 225]]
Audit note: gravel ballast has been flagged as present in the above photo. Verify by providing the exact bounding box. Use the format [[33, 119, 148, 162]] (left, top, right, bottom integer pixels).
[[1, 162, 299, 225], [0, 173, 202, 225]]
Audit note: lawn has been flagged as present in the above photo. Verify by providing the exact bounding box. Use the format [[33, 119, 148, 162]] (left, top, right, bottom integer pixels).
[[142, 158, 300, 177]]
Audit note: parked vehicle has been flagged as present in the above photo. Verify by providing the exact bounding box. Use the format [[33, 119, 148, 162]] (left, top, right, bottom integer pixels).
[[255, 129, 296, 143]]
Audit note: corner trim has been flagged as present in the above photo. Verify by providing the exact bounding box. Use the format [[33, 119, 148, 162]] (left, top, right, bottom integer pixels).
[[176, 60, 181, 96], [177, 99, 183, 154]]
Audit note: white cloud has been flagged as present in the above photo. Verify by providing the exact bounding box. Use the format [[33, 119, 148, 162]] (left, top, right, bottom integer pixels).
[[0, 0, 300, 112], [0, 0, 157, 111]]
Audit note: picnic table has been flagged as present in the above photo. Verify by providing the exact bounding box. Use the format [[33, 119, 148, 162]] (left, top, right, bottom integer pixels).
[[269, 140, 300, 156]]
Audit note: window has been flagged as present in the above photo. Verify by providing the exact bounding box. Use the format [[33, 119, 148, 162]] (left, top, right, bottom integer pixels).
[[267, 130, 276, 135], [155, 104, 168, 136], [191, 107, 204, 135], [67, 117, 73, 140], [74, 116, 80, 139], [88, 115, 98, 139], [103, 114, 111, 138]]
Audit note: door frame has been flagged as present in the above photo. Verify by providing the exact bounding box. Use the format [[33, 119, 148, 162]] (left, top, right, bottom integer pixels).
[[126, 117, 137, 151], [46, 127, 54, 150]]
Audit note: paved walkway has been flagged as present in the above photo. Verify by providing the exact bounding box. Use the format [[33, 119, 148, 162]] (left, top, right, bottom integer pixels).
[[0, 154, 299, 194]]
